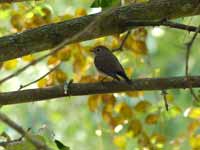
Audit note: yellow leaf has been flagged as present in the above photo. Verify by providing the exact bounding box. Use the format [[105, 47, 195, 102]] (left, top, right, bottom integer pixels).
[[188, 107, 200, 119], [119, 103, 133, 119], [11, 12, 24, 31], [114, 102, 133, 119], [3, 59, 18, 70], [166, 94, 174, 102], [102, 109, 112, 123], [132, 40, 148, 55], [55, 69, 67, 83], [47, 56, 60, 66], [126, 91, 140, 97], [75, 8, 87, 17], [22, 55, 35, 62], [79, 75, 97, 83], [88, 95, 101, 112], [113, 135, 126, 148], [151, 133, 166, 144], [41, 7, 52, 21], [102, 94, 116, 106], [128, 119, 142, 137], [37, 78, 48, 88], [168, 106, 182, 118], [188, 120, 200, 134], [124, 28, 148, 55], [190, 134, 200, 149], [57, 47, 71, 61], [145, 114, 159, 124], [134, 101, 152, 112], [138, 132, 151, 147]]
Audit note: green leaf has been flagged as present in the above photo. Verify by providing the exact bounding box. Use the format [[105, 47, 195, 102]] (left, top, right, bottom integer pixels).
[[91, 0, 101, 7], [55, 140, 70, 150], [91, 0, 120, 8]]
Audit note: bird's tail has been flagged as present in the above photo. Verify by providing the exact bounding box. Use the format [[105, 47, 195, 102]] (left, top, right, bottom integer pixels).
[[117, 71, 132, 84]]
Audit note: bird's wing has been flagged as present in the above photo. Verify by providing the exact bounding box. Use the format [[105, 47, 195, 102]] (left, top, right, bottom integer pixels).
[[94, 53, 125, 75]]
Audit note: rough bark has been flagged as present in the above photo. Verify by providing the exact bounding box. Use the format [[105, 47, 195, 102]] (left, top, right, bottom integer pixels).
[[0, 76, 200, 105], [0, 0, 199, 62]]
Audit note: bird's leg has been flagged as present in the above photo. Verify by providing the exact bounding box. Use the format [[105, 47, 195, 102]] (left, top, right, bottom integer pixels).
[[101, 76, 107, 82], [111, 75, 121, 83]]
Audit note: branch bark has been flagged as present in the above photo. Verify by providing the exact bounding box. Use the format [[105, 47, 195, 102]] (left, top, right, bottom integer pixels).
[[1, 76, 200, 105], [0, 0, 199, 62]]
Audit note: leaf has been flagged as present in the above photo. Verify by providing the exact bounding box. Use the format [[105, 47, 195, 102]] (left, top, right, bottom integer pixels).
[[91, 0, 101, 8], [145, 114, 159, 124], [55, 69, 67, 83], [88, 95, 101, 112], [138, 132, 151, 147], [47, 56, 60, 66], [79, 75, 97, 83], [3, 59, 18, 70], [190, 134, 200, 149], [134, 101, 152, 112], [113, 135, 126, 148], [102, 108, 112, 123], [55, 140, 70, 150], [56, 47, 71, 61], [22, 55, 35, 62], [75, 8, 87, 17], [188, 120, 200, 134], [11, 12, 24, 31], [124, 28, 148, 55], [128, 119, 142, 137], [187, 107, 200, 119], [126, 91, 141, 97], [102, 94, 116, 106], [37, 78, 48, 88], [168, 106, 182, 118], [150, 133, 166, 145], [91, 0, 120, 8], [114, 102, 133, 119]]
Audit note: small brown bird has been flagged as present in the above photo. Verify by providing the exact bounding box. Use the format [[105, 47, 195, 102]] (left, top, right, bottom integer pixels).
[[91, 45, 131, 83]]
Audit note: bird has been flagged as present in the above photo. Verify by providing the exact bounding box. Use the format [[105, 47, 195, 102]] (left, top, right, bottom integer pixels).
[[91, 45, 131, 83]]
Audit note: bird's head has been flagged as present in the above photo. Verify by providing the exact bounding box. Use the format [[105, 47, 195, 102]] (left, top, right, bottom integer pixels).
[[91, 45, 110, 56]]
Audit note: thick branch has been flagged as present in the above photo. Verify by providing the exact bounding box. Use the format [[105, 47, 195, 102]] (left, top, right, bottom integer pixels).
[[0, 76, 200, 105], [0, 0, 199, 62]]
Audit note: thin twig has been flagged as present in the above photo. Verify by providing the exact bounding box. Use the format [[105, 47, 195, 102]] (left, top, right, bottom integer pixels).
[[19, 64, 60, 90], [125, 19, 200, 33], [0, 112, 50, 150], [0, 128, 31, 147], [112, 30, 131, 52], [161, 90, 169, 111], [185, 25, 200, 101], [0, 137, 23, 147]]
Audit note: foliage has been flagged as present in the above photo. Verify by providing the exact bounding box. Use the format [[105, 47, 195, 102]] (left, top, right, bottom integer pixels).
[[0, 0, 199, 150]]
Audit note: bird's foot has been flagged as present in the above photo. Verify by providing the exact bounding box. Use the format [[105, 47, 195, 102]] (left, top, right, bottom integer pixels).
[[64, 79, 73, 95]]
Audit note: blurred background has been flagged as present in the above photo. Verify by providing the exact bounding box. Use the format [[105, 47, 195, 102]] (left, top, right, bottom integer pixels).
[[0, 0, 200, 149]]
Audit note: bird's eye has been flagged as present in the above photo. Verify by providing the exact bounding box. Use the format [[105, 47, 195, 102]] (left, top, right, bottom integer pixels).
[[96, 48, 100, 52]]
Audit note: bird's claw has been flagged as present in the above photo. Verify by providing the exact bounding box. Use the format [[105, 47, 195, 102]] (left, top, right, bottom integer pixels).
[[64, 79, 73, 95]]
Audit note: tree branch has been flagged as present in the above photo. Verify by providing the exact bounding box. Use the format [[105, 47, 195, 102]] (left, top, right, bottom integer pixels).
[[0, 112, 50, 150], [0, 0, 199, 62], [1, 76, 200, 105]]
